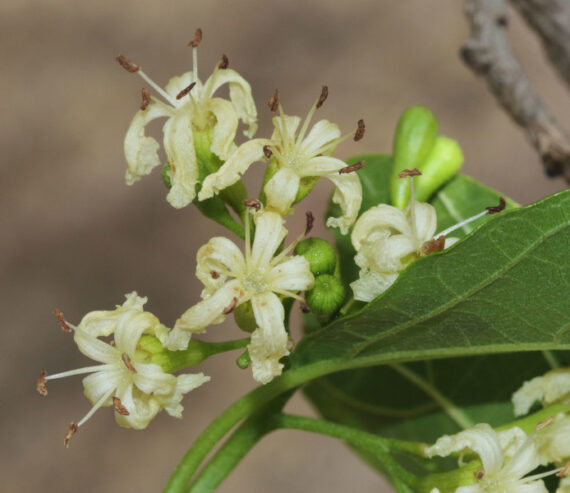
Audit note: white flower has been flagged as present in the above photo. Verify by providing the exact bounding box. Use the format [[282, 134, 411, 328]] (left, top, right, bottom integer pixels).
[[40, 292, 209, 442], [513, 369, 570, 417], [426, 424, 547, 493], [557, 475, 570, 493], [168, 209, 314, 384], [118, 33, 257, 209], [534, 414, 570, 465], [198, 88, 363, 234]]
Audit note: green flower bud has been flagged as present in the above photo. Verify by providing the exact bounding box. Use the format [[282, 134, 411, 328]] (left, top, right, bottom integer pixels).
[[305, 274, 346, 315], [137, 335, 210, 373], [236, 349, 251, 369], [391, 106, 438, 209], [415, 136, 463, 203], [294, 238, 337, 276], [234, 300, 257, 333]]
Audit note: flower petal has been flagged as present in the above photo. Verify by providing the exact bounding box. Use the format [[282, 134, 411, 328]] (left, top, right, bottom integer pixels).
[[268, 256, 314, 293], [164, 71, 199, 104], [512, 369, 570, 416], [350, 270, 398, 302], [251, 212, 287, 269], [82, 369, 121, 405], [196, 236, 246, 295], [271, 114, 301, 147], [163, 110, 199, 208], [204, 97, 239, 160], [124, 104, 172, 186], [407, 201, 437, 243], [114, 311, 160, 357], [133, 362, 177, 396], [351, 204, 411, 251], [297, 155, 347, 177], [264, 167, 300, 216], [114, 383, 161, 430], [74, 329, 118, 364], [161, 373, 210, 418], [324, 173, 363, 235], [298, 119, 341, 157]]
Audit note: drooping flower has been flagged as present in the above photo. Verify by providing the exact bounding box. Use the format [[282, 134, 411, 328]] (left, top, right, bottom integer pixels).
[[117, 29, 257, 209], [513, 368, 570, 417], [426, 423, 548, 492], [38, 292, 209, 444], [167, 207, 314, 384], [198, 88, 364, 234]]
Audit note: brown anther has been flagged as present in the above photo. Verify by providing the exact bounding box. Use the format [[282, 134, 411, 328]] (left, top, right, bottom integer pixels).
[[421, 236, 446, 255], [475, 469, 485, 481], [176, 82, 196, 100], [64, 422, 78, 448], [535, 416, 554, 431], [263, 145, 273, 159], [211, 270, 220, 279], [316, 85, 328, 109], [354, 119, 365, 142], [339, 160, 365, 174], [140, 88, 151, 110], [557, 460, 570, 478], [244, 198, 262, 211], [121, 353, 137, 374], [486, 197, 506, 214], [223, 297, 239, 315], [37, 371, 48, 396], [398, 168, 422, 178], [188, 28, 203, 48], [496, 15, 508, 28], [305, 211, 314, 236], [112, 397, 130, 416], [219, 53, 229, 69], [300, 302, 311, 314], [115, 55, 140, 73], [53, 309, 72, 332], [268, 89, 279, 112]]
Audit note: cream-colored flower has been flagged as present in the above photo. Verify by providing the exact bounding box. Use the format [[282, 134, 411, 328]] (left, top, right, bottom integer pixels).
[[426, 424, 547, 493], [198, 88, 363, 234], [168, 209, 314, 384], [513, 369, 570, 417], [118, 34, 257, 209], [534, 414, 570, 465], [40, 293, 209, 442], [557, 475, 570, 493]]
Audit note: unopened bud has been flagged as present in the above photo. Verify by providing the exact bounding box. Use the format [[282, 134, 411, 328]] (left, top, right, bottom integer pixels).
[[236, 349, 251, 369], [305, 274, 346, 315], [294, 238, 337, 276]]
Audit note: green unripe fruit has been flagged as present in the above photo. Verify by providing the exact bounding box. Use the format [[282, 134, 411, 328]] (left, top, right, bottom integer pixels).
[[138, 335, 210, 373], [305, 274, 346, 315], [415, 136, 463, 202], [236, 349, 251, 369], [391, 106, 438, 209], [234, 301, 257, 333], [294, 238, 337, 276]]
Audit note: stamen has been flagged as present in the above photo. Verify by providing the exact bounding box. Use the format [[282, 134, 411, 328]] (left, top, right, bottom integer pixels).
[[64, 422, 78, 448], [137, 70, 178, 107], [112, 397, 130, 416], [475, 469, 485, 480], [211, 270, 220, 279], [219, 54, 229, 69], [244, 198, 262, 211], [188, 28, 203, 48], [316, 85, 328, 109], [557, 460, 570, 478], [53, 309, 72, 332], [339, 160, 365, 174], [45, 364, 112, 380], [140, 88, 151, 110], [486, 197, 506, 214], [121, 353, 137, 374], [76, 387, 115, 428], [223, 297, 239, 315], [436, 198, 506, 238], [176, 82, 196, 100], [421, 236, 446, 255], [300, 302, 311, 314], [535, 416, 554, 431], [115, 55, 140, 73], [37, 371, 48, 396], [268, 89, 280, 112], [305, 211, 314, 236], [263, 145, 273, 159], [398, 168, 422, 178], [354, 119, 365, 142]]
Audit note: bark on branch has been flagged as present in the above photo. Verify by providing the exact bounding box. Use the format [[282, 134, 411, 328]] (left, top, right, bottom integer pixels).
[[462, 0, 570, 179]]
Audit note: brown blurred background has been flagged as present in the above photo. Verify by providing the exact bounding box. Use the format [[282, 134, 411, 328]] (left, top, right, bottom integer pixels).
[[2, 1, 569, 492]]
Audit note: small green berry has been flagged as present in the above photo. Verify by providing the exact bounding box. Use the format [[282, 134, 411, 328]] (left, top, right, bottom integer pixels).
[[305, 274, 346, 315], [294, 238, 337, 276]]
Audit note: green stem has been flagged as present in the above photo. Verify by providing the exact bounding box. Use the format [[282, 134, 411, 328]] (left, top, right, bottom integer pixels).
[[541, 350, 560, 369], [390, 363, 474, 430]]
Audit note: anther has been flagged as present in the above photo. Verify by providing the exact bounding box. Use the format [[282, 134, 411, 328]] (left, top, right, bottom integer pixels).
[[64, 422, 78, 448], [211, 270, 220, 279], [268, 89, 279, 112], [557, 460, 570, 478], [354, 119, 365, 142], [244, 198, 262, 211], [188, 28, 203, 48], [115, 55, 140, 73], [398, 168, 422, 178], [53, 309, 72, 332], [37, 371, 48, 396], [176, 82, 196, 100], [219, 54, 229, 69], [263, 145, 273, 159], [140, 88, 151, 110], [535, 416, 554, 431], [475, 469, 485, 480], [223, 297, 239, 315], [112, 397, 130, 416], [339, 160, 365, 174], [300, 302, 311, 314], [486, 197, 506, 214], [421, 236, 446, 255], [316, 86, 328, 109], [121, 353, 137, 374], [305, 211, 314, 236]]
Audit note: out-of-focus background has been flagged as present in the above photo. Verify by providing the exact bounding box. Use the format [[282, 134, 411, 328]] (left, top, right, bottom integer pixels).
[[2, 1, 569, 491]]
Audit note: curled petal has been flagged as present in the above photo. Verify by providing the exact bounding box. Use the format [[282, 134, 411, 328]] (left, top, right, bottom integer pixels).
[[124, 104, 172, 186], [299, 119, 341, 157], [204, 97, 239, 160], [298, 155, 347, 178], [82, 369, 122, 406], [271, 114, 301, 147], [164, 72, 199, 104], [512, 369, 570, 416], [198, 139, 270, 200], [133, 363, 177, 396], [160, 373, 210, 418], [74, 329, 118, 364], [196, 237, 246, 293], [351, 204, 410, 251], [268, 256, 314, 293], [264, 167, 300, 216], [114, 383, 161, 430], [163, 110, 199, 208], [114, 311, 161, 357], [350, 270, 398, 302], [367, 234, 418, 273], [251, 212, 287, 268], [325, 173, 363, 235], [407, 201, 438, 244]]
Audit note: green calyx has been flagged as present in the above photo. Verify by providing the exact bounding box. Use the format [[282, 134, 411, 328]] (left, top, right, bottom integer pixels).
[[417, 459, 481, 493], [294, 238, 337, 276], [305, 274, 346, 315]]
